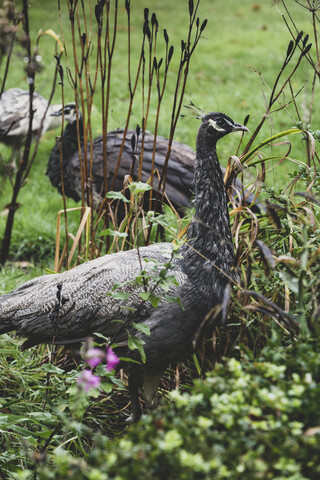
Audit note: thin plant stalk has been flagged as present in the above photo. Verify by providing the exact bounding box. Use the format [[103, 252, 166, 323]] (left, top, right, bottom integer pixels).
[[0, 2, 59, 264]]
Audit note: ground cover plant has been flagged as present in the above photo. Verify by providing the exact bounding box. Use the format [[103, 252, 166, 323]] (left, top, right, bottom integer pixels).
[[25, 337, 320, 480], [0, 0, 320, 478]]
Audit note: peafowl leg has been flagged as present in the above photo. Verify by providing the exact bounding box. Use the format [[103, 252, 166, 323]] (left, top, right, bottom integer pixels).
[[3, 146, 19, 177], [126, 369, 143, 423], [143, 371, 162, 414]]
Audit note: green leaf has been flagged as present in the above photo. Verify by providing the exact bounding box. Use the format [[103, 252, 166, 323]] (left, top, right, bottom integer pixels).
[[192, 353, 202, 376], [45, 268, 57, 275], [128, 181, 152, 194], [150, 294, 160, 308], [67, 384, 89, 421], [132, 322, 151, 336], [6, 425, 41, 438], [119, 356, 141, 365], [111, 282, 128, 291], [93, 332, 111, 342], [42, 364, 64, 374], [159, 276, 178, 292], [99, 228, 128, 238], [165, 295, 184, 309], [139, 291, 160, 307], [127, 334, 146, 363], [106, 191, 130, 202], [127, 335, 145, 350], [100, 382, 114, 394], [89, 388, 100, 399], [108, 291, 131, 301], [139, 291, 150, 301], [279, 271, 299, 294], [159, 429, 183, 451]]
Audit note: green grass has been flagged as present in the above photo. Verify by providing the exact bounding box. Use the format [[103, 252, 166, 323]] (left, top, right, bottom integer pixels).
[[0, 0, 317, 286]]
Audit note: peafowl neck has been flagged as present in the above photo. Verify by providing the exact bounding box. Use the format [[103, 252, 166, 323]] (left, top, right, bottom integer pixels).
[[181, 134, 235, 298], [61, 117, 84, 157]]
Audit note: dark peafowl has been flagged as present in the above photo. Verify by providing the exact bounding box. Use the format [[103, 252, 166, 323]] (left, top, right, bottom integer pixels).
[[46, 109, 259, 214], [0, 112, 248, 421]]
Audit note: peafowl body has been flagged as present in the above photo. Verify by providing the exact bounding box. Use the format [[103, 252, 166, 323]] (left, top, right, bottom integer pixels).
[[0, 88, 73, 168], [0, 112, 248, 421], [46, 113, 258, 213]]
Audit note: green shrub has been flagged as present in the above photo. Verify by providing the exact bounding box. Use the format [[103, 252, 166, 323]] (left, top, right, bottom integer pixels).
[[21, 337, 320, 480]]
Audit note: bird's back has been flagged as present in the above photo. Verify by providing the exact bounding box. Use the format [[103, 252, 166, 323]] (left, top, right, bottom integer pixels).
[[0, 88, 62, 146], [0, 89, 43, 142], [47, 128, 195, 210], [0, 242, 185, 348]]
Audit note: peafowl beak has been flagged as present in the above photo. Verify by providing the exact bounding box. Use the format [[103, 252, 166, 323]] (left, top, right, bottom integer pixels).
[[50, 108, 62, 117], [231, 122, 249, 133]]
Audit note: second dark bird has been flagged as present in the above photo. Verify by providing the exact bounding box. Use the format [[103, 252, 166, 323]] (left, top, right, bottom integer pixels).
[[46, 107, 260, 214]]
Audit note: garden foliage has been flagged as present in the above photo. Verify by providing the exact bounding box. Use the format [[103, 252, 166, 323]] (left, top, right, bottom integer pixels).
[[13, 338, 320, 480], [1, 0, 320, 479]]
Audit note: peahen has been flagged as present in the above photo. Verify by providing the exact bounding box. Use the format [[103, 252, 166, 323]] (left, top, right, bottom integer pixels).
[[46, 110, 259, 213], [0, 112, 248, 421], [0, 88, 74, 170]]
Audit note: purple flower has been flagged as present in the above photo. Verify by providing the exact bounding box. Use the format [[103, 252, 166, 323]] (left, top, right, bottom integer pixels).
[[77, 369, 101, 392], [106, 347, 119, 372], [85, 347, 105, 368]]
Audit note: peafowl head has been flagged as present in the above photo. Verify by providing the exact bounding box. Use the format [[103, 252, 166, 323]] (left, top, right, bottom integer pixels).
[[49, 103, 82, 155], [50, 103, 78, 123], [201, 112, 249, 143]]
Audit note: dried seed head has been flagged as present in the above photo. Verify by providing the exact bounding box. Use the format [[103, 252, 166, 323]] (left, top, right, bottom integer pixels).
[[164, 28, 169, 44], [188, 0, 194, 17], [200, 19, 207, 33]]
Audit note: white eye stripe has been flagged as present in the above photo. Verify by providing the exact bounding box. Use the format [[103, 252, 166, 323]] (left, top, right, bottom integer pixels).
[[208, 118, 226, 132], [223, 118, 234, 128]]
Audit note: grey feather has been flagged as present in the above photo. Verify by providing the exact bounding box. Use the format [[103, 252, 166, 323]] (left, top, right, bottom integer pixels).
[[0, 88, 75, 169]]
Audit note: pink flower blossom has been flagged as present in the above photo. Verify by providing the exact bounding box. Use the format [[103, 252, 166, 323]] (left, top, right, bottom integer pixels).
[[106, 347, 119, 372], [85, 347, 105, 368], [77, 369, 101, 392]]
